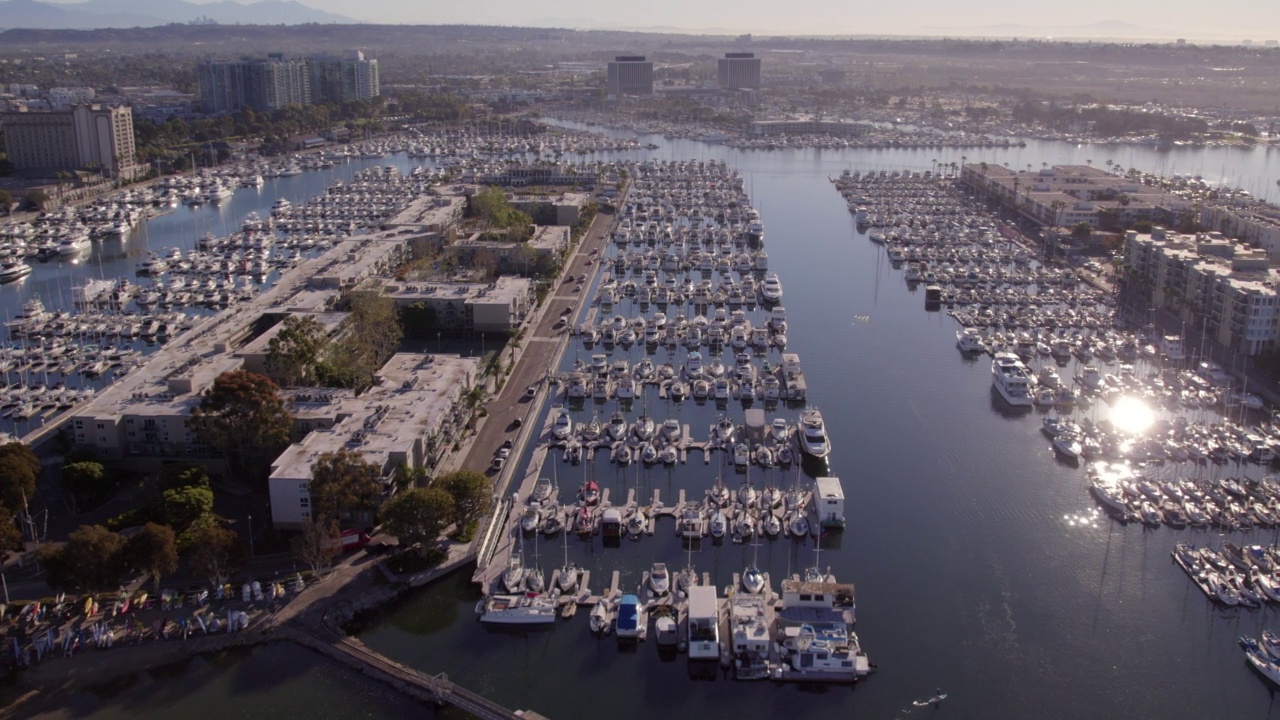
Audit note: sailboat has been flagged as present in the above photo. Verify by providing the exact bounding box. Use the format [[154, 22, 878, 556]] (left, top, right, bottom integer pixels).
[[741, 529, 767, 594], [501, 552, 525, 594], [678, 545, 698, 593], [524, 532, 544, 594], [557, 527, 580, 595]]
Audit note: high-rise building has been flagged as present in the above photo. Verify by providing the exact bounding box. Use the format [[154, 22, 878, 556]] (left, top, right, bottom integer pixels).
[[607, 56, 654, 97], [718, 52, 761, 90], [0, 103, 137, 177], [197, 54, 312, 114], [309, 51, 381, 104]]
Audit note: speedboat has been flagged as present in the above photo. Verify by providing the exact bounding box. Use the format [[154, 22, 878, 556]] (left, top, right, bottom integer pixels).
[[742, 565, 765, 594], [541, 506, 565, 535], [531, 477, 553, 503], [0, 261, 32, 283], [589, 599, 611, 634], [762, 513, 782, 537], [798, 407, 832, 459], [519, 505, 541, 533], [633, 414, 655, 440], [662, 417, 683, 442], [580, 480, 600, 506], [649, 562, 671, 596], [552, 409, 573, 440]]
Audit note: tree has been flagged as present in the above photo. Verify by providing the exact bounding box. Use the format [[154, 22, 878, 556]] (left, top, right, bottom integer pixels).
[[38, 525, 127, 593], [380, 487, 454, 549], [0, 442, 40, 511], [188, 370, 293, 484], [1072, 222, 1093, 241], [309, 448, 384, 522], [158, 462, 210, 492], [63, 460, 110, 501], [162, 485, 214, 532], [125, 522, 178, 590], [187, 524, 245, 588], [24, 189, 49, 210], [266, 314, 329, 387], [0, 505, 23, 552], [0, 188, 11, 215], [292, 516, 338, 575], [318, 291, 403, 389], [437, 469, 491, 531]]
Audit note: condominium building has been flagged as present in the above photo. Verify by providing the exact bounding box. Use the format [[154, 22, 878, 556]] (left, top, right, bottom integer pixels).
[[718, 52, 761, 90], [960, 163, 1189, 229], [1122, 228, 1280, 356], [0, 103, 138, 177], [607, 56, 654, 97], [267, 352, 480, 528], [310, 51, 380, 104], [198, 54, 312, 114]]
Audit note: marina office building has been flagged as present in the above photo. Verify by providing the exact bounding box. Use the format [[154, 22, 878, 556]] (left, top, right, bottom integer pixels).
[[0, 103, 139, 179], [607, 56, 654, 98], [1123, 228, 1280, 356]]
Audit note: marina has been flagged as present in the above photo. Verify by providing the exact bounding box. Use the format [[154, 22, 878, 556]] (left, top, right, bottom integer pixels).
[[469, 158, 865, 683], [15, 123, 1280, 718]]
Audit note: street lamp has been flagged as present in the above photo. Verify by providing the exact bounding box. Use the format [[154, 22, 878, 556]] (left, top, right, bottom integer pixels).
[[248, 514, 255, 558]]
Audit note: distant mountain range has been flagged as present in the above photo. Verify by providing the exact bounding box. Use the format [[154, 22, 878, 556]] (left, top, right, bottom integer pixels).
[[0, 0, 352, 30], [915, 20, 1188, 40]]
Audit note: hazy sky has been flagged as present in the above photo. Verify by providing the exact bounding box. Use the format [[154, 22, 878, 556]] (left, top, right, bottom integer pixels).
[[232, 0, 1279, 40]]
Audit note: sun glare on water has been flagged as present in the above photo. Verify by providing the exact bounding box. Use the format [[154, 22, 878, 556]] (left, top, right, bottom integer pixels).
[[1110, 396, 1155, 435]]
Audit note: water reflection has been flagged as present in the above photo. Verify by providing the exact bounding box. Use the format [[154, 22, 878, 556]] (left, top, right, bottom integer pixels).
[[1109, 396, 1156, 436]]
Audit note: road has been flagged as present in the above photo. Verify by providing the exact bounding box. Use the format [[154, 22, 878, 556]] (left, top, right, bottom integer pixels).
[[460, 201, 619, 495]]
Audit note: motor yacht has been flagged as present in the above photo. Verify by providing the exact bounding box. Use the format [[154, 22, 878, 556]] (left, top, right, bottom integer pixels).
[[991, 352, 1033, 407], [799, 407, 832, 458]]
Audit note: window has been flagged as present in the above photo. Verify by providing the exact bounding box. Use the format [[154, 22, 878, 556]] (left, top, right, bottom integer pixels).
[[299, 482, 309, 494], [300, 497, 310, 508]]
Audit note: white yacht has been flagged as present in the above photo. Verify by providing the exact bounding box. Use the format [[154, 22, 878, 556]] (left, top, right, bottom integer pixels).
[[798, 407, 832, 459], [684, 351, 704, 379], [552, 408, 573, 440], [991, 352, 1033, 407], [760, 272, 783, 302], [57, 234, 90, 255], [206, 183, 234, 203], [0, 261, 32, 283], [649, 562, 671, 596], [956, 327, 985, 353]]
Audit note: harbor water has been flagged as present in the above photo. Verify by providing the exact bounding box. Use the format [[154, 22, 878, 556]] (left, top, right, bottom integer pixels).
[[19, 133, 1280, 718]]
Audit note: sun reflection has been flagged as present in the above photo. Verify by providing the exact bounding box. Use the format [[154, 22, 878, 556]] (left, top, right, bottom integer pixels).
[[1109, 396, 1155, 436]]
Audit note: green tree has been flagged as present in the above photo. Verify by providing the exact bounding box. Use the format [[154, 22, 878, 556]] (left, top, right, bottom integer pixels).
[[38, 524, 127, 593], [0, 442, 41, 511], [318, 291, 403, 389], [437, 469, 491, 531], [162, 485, 214, 532], [125, 522, 178, 590], [0, 188, 12, 215], [402, 302, 438, 339], [266, 314, 329, 386], [63, 460, 110, 501], [187, 524, 245, 588], [188, 370, 293, 484], [158, 462, 210, 492], [1072, 222, 1093, 241], [309, 448, 384, 522], [380, 487, 454, 549]]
